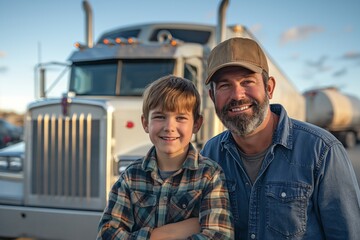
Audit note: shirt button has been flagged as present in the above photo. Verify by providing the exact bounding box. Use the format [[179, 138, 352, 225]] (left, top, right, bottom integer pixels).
[[163, 196, 168, 201], [250, 233, 256, 239], [281, 192, 286, 198], [182, 204, 187, 209]]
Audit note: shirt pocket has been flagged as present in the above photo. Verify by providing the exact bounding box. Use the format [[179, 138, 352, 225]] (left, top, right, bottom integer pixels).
[[131, 191, 157, 227], [167, 190, 202, 223], [265, 182, 312, 238]]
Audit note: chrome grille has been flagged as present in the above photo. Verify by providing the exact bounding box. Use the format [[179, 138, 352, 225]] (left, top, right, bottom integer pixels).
[[30, 113, 100, 199]]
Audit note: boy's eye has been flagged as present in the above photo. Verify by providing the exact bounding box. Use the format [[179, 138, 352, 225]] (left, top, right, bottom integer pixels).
[[177, 116, 188, 121]]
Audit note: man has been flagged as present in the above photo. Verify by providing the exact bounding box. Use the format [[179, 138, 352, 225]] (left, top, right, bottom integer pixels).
[[200, 37, 360, 239]]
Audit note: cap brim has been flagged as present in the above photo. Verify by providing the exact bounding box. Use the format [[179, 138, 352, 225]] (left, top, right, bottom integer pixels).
[[205, 62, 263, 85]]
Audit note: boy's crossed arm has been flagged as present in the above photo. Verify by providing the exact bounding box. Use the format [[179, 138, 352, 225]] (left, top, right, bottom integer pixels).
[[150, 218, 200, 240], [151, 166, 234, 239]]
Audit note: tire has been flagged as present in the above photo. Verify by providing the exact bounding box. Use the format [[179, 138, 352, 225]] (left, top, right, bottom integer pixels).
[[338, 131, 356, 149]]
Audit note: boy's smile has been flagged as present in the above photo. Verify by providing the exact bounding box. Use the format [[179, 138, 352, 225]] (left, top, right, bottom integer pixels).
[[142, 108, 202, 170], [160, 136, 180, 141]]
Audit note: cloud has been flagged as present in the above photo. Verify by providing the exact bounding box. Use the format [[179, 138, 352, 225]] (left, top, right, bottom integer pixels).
[[306, 55, 327, 67], [305, 55, 332, 72], [289, 52, 300, 60], [280, 26, 324, 45], [332, 68, 347, 77], [343, 25, 353, 33], [0, 50, 9, 72], [340, 51, 360, 67], [0, 51, 7, 58], [341, 51, 360, 60], [0, 66, 8, 73]]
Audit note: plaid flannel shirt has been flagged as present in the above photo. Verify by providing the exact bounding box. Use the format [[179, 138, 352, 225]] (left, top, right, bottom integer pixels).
[[97, 143, 234, 240]]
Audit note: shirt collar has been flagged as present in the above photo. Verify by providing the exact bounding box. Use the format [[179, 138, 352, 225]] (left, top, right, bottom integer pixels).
[[142, 143, 199, 172], [270, 104, 293, 150]]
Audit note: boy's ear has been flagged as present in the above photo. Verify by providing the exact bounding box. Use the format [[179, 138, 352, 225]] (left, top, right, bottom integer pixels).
[[193, 115, 203, 133], [141, 114, 149, 133]]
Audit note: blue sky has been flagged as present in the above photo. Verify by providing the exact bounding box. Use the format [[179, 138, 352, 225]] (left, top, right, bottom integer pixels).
[[1, 0, 359, 113]]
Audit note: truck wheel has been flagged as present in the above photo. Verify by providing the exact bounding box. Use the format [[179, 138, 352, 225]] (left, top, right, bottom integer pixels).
[[340, 131, 357, 149]]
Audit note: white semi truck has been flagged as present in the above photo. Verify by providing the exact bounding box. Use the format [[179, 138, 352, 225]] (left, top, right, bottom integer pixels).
[[0, 1, 305, 239]]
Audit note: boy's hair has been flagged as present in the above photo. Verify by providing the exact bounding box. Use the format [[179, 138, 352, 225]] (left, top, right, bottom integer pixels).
[[142, 75, 201, 121]]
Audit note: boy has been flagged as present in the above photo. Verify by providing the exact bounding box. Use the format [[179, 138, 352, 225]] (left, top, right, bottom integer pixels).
[[97, 75, 233, 239]]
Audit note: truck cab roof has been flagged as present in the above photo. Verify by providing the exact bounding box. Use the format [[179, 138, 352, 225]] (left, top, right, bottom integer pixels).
[[96, 22, 222, 47]]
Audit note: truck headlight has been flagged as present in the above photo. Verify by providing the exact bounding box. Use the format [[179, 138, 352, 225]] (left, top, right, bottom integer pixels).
[[0, 156, 23, 172], [114, 156, 140, 175], [118, 160, 133, 173]]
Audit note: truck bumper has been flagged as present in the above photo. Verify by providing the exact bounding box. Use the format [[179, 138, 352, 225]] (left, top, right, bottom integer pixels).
[[0, 204, 102, 239]]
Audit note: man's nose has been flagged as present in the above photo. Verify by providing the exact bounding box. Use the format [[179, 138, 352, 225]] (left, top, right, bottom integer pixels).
[[231, 85, 246, 100]]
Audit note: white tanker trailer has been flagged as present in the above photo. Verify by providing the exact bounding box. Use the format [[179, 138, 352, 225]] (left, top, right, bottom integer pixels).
[[304, 87, 360, 148]]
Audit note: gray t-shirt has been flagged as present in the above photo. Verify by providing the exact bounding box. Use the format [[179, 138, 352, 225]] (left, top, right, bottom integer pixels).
[[238, 148, 268, 184]]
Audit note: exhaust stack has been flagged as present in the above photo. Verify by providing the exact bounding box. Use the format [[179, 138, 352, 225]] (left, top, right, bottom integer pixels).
[[216, 0, 229, 44], [82, 0, 93, 48]]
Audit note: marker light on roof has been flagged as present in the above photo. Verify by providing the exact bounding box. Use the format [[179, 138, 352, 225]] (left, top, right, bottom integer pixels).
[[74, 42, 87, 49], [127, 37, 139, 44], [103, 38, 117, 45], [232, 25, 245, 34], [170, 40, 177, 46]]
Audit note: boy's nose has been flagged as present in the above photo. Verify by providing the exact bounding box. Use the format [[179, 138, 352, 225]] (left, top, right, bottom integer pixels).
[[163, 118, 175, 132]]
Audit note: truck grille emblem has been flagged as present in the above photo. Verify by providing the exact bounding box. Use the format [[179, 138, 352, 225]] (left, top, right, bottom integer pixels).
[[61, 96, 71, 116]]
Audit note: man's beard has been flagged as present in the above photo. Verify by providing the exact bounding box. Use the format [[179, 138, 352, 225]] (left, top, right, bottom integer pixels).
[[216, 95, 269, 136]]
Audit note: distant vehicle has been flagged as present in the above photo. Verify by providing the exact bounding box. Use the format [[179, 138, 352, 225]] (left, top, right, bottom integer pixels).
[[0, 119, 23, 149], [304, 87, 360, 148]]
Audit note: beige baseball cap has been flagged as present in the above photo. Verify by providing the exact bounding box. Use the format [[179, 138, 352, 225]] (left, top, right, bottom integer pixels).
[[205, 37, 269, 84]]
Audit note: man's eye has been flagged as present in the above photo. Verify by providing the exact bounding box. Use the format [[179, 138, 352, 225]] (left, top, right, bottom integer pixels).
[[152, 115, 164, 119], [243, 80, 252, 84], [217, 83, 230, 90], [242, 79, 256, 86]]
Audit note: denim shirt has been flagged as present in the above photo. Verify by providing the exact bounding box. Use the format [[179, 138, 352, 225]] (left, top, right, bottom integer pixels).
[[201, 104, 360, 240]]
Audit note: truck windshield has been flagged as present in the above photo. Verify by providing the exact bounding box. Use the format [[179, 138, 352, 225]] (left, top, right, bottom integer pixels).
[[69, 59, 175, 96]]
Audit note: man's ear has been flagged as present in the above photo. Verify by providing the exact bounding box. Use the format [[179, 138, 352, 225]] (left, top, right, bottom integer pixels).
[[193, 115, 203, 133], [267, 76, 276, 99], [141, 114, 149, 133], [209, 88, 215, 103]]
